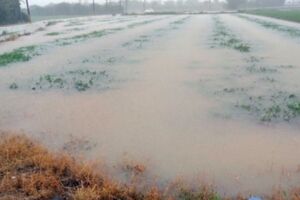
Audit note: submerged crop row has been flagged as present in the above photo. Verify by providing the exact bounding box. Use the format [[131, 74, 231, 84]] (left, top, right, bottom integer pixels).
[[221, 56, 299, 122], [211, 16, 250, 53], [195, 49, 300, 122], [10, 69, 113, 92], [238, 15, 300, 38], [0, 18, 165, 67], [122, 17, 189, 50], [127, 17, 166, 29]]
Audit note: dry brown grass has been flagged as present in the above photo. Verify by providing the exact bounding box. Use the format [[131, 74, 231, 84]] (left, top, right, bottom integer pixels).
[[0, 134, 218, 200], [1, 134, 300, 200], [0, 134, 147, 200]]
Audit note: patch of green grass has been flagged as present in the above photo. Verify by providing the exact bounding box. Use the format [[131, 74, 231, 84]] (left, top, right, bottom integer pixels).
[[0, 46, 39, 67], [46, 32, 61, 36], [243, 9, 300, 23], [287, 102, 300, 114], [212, 16, 250, 53]]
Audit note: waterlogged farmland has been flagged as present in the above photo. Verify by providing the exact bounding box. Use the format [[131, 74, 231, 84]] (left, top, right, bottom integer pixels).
[[1, 14, 300, 196]]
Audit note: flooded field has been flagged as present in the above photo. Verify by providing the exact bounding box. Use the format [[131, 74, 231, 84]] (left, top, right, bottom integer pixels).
[[1, 14, 300, 196]]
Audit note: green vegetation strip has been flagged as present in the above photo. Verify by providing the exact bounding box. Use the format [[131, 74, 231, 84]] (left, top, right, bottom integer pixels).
[[224, 57, 298, 122], [212, 16, 250, 52], [54, 27, 124, 46], [0, 46, 40, 67], [243, 9, 300, 23], [237, 92, 300, 122], [33, 70, 110, 92], [238, 15, 300, 38], [127, 17, 165, 29], [46, 32, 62, 36], [10, 69, 111, 92], [0, 18, 165, 67], [122, 17, 189, 49]]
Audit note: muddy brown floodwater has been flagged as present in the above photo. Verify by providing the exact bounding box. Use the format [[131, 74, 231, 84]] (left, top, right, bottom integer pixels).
[[1, 14, 300, 196]]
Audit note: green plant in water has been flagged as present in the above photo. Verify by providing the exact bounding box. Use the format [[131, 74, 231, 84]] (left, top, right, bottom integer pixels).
[[212, 16, 251, 53], [46, 32, 61, 36], [9, 82, 18, 90], [287, 102, 300, 114], [0, 46, 38, 67], [75, 80, 90, 91]]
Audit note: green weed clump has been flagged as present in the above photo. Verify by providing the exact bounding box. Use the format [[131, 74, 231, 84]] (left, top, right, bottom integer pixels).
[[212, 17, 250, 53], [0, 46, 39, 67], [9, 82, 18, 90], [46, 32, 61, 36]]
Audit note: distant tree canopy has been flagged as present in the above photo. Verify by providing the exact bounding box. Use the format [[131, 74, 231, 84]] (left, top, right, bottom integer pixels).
[[226, 0, 286, 9], [30, 3, 123, 16], [0, 0, 28, 25]]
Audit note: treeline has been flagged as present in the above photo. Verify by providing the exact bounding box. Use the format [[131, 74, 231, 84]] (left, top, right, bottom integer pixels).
[[31, 1, 224, 15], [227, 0, 286, 9], [30, 3, 123, 16], [0, 0, 29, 25]]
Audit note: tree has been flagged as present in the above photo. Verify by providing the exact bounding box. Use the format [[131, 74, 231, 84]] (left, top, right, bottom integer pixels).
[[226, 0, 247, 9], [92, 0, 95, 14], [0, 0, 28, 25], [25, 0, 31, 22]]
